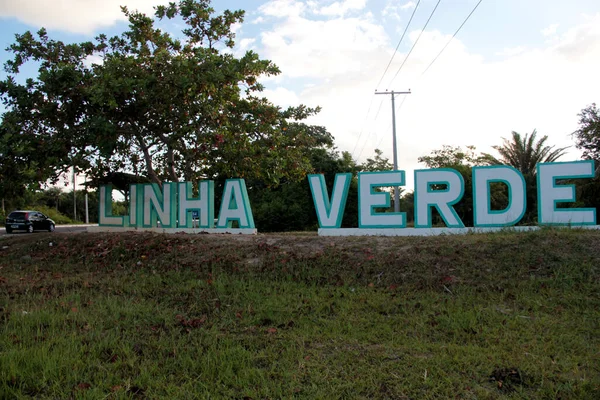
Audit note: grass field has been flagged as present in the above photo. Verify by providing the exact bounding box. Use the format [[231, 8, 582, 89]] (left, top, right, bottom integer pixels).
[[0, 229, 599, 399]]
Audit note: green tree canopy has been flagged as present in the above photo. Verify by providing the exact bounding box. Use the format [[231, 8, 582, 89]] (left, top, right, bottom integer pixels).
[[482, 130, 568, 176], [360, 149, 393, 172], [572, 103, 600, 162], [419, 145, 488, 169], [418, 145, 485, 226], [483, 130, 568, 223], [0, 0, 328, 188]]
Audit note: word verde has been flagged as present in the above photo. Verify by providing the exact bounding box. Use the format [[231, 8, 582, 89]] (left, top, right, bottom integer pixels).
[[99, 179, 254, 229], [309, 161, 597, 229]]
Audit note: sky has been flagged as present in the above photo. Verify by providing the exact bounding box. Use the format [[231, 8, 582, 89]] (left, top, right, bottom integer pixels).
[[1, 0, 600, 189]]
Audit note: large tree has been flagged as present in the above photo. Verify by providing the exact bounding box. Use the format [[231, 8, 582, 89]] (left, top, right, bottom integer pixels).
[[418, 145, 490, 226], [572, 104, 600, 213], [483, 130, 568, 176], [572, 103, 600, 162], [483, 130, 568, 222], [0, 0, 326, 187]]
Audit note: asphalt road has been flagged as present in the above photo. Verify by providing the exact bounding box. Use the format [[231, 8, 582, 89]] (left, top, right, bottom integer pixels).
[[0, 224, 94, 236]]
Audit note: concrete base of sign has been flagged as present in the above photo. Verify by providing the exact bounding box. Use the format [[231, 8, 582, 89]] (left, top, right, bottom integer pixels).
[[318, 225, 600, 236], [88, 226, 257, 235]]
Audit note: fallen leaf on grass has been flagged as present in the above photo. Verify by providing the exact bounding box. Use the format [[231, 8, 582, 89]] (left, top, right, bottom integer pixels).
[[176, 314, 207, 328], [76, 382, 91, 390]]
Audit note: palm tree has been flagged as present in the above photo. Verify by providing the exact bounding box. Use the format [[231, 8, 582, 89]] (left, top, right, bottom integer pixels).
[[483, 130, 569, 223], [483, 130, 569, 176]]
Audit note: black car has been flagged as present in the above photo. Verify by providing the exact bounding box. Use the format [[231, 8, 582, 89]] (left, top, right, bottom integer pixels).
[[5, 210, 55, 233]]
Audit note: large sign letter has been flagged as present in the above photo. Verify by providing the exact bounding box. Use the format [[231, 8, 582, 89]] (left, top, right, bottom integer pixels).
[[358, 171, 406, 228], [537, 161, 596, 225], [142, 183, 178, 228], [308, 173, 351, 229], [473, 166, 526, 227], [414, 169, 465, 228], [178, 181, 215, 228], [216, 179, 255, 229], [98, 185, 125, 227]]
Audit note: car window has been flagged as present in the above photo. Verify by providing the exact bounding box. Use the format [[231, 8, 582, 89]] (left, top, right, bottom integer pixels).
[[8, 212, 26, 219]]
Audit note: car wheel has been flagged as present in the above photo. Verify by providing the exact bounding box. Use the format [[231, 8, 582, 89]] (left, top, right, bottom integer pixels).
[[5, 227, 12, 234], [27, 225, 34, 233], [48, 224, 55, 232]]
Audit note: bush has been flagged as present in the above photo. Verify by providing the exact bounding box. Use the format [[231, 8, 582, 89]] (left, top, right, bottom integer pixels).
[[25, 206, 75, 225]]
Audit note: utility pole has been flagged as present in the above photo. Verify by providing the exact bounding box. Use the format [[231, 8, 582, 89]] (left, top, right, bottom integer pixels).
[[72, 167, 77, 221], [374, 89, 411, 213]]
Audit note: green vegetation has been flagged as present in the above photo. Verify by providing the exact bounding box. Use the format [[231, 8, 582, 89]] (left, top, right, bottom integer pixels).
[[0, 0, 329, 194], [1, 230, 598, 398]]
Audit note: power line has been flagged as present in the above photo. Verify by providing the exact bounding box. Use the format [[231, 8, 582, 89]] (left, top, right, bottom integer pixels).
[[421, 0, 485, 77], [355, 97, 385, 160], [387, 0, 442, 88], [375, 0, 422, 90], [352, 2, 424, 161], [350, 95, 376, 157]]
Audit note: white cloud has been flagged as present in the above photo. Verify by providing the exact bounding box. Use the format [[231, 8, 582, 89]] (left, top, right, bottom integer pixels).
[[382, 2, 402, 22], [259, 13, 388, 79], [0, 0, 171, 34], [400, 1, 416, 10], [262, 87, 301, 109], [495, 46, 527, 57], [253, 11, 600, 189], [551, 14, 600, 61], [259, 0, 307, 18], [83, 54, 104, 68], [317, 0, 367, 16], [382, 0, 414, 21], [541, 23, 559, 37]]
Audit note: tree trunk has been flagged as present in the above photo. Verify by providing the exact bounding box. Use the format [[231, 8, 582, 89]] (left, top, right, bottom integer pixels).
[[166, 146, 178, 182], [136, 135, 161, 185]]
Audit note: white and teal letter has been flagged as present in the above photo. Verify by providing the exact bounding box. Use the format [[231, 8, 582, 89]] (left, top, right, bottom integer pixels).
[[216, 179, 255, 228], [414, 169, 465, 228], [178, 181, 214, 228], [98, 185, 125, 227], [358, 171, 406, 228], [472, 166, 526, 227], [308, 173, 351, 228], [537, 161, 596, 225], [142, 182, 178, 228]]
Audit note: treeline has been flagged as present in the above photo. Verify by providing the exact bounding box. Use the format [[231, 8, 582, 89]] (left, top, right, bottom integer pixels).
[[0, 187, 100, 225], [250, 113, 600, 231], [3, 115, 600, 231], [1, 1, 599, 231]]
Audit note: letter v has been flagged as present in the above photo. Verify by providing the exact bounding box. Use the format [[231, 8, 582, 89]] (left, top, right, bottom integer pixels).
[[308, 173, 352, 228]]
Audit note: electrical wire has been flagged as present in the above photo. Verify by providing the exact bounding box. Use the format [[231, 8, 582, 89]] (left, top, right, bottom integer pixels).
[[421, 0, 484, 77], [350, 95, 376, 157], [375, 0, 422, 90], [354, 97, 385, 159], [387, 0, 442, 88], [351, 1, 423, 161]]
